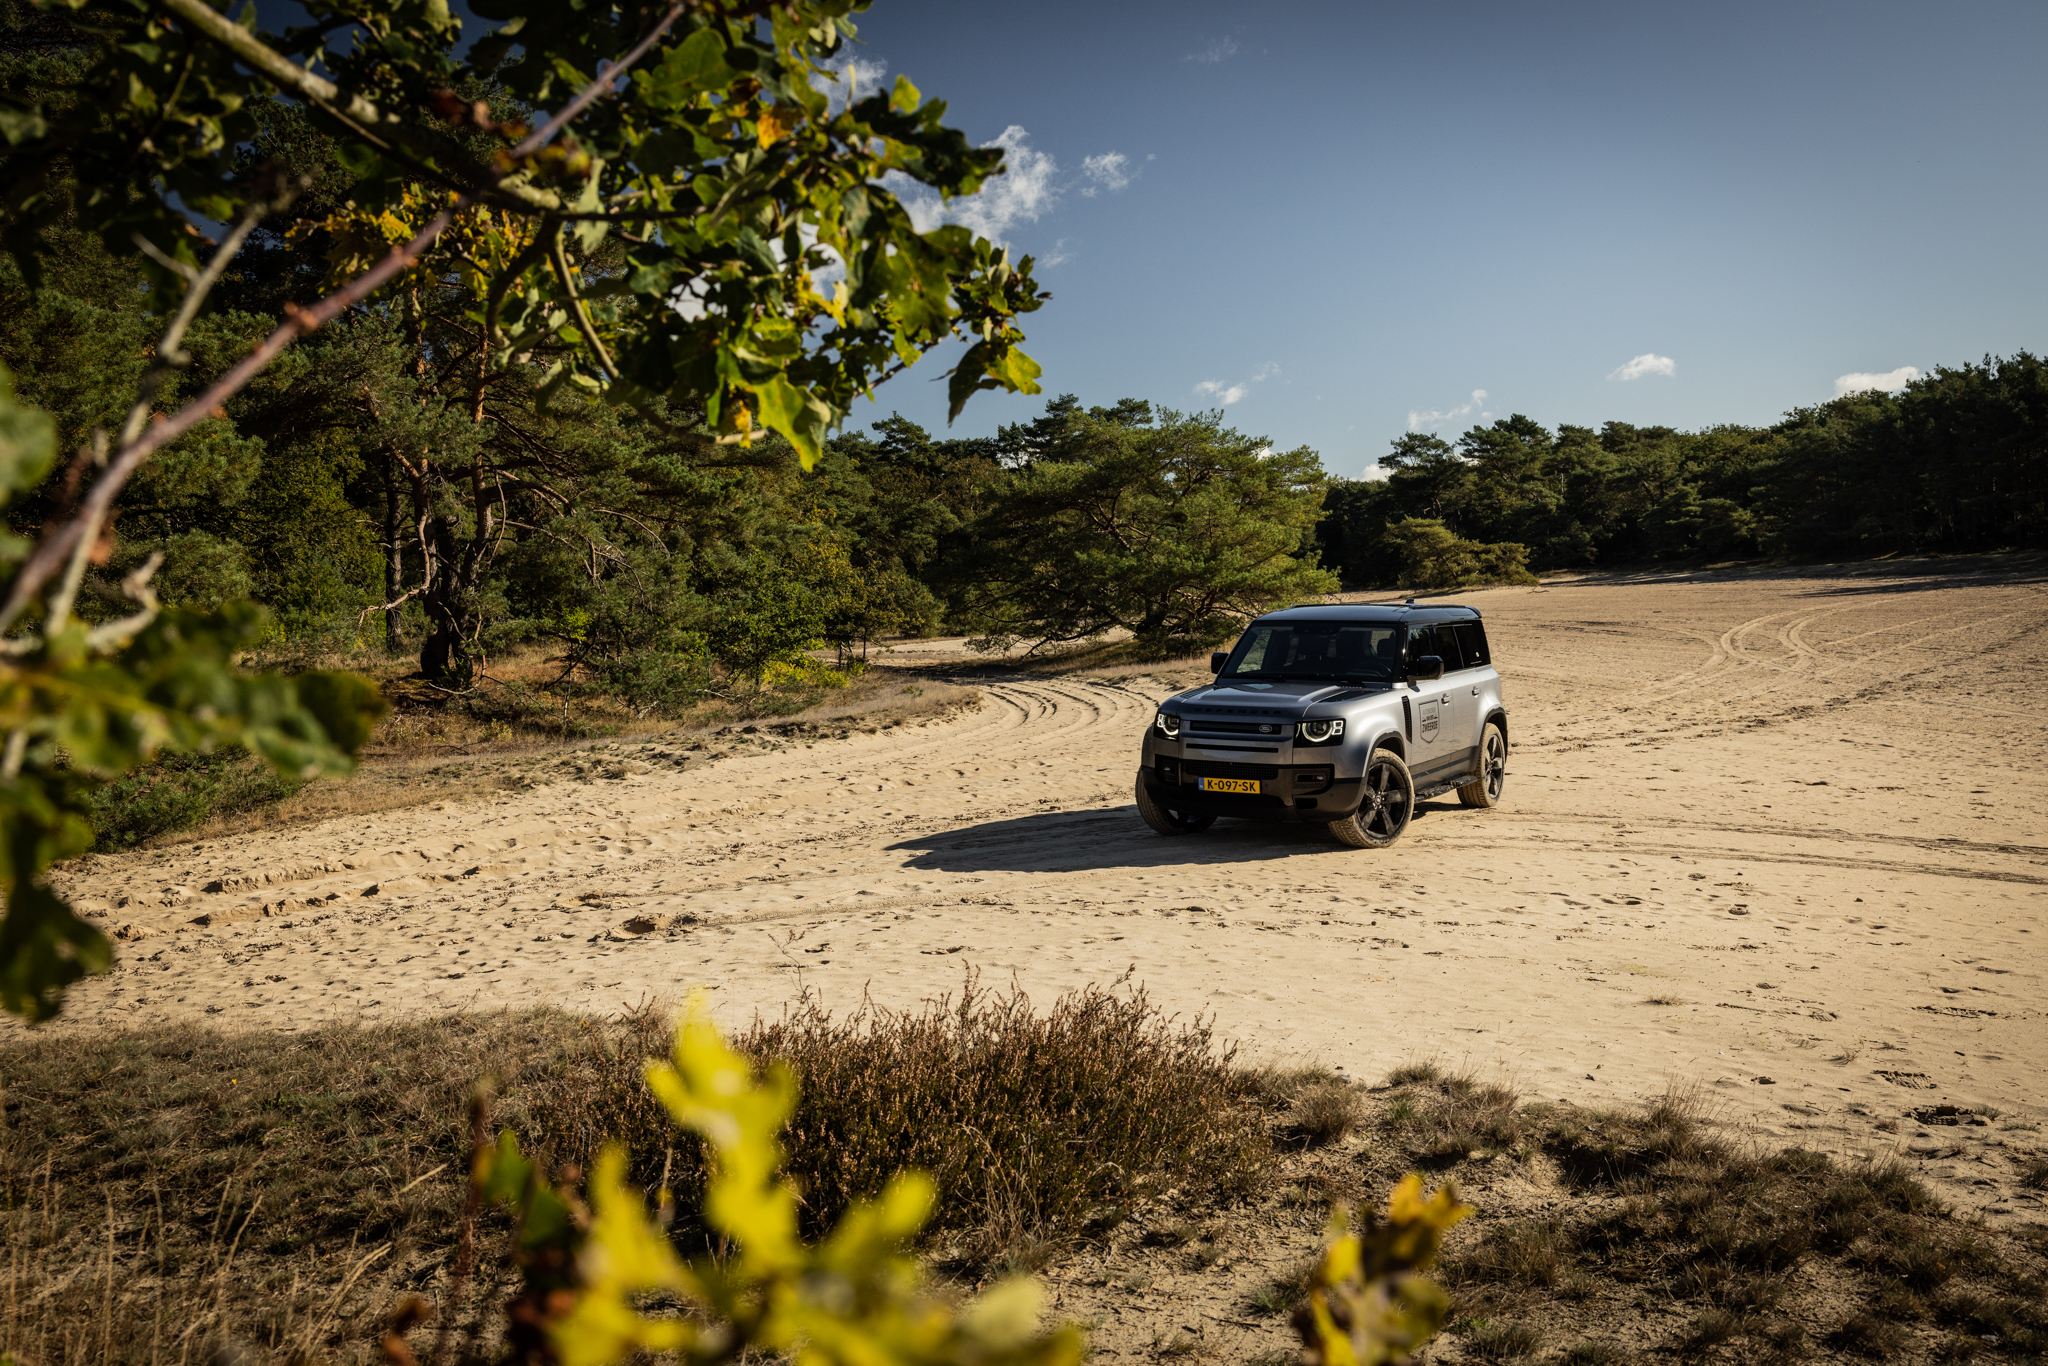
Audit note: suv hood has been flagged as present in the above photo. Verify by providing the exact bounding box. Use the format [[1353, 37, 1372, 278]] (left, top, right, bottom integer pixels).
[[1176, 679, 1376, 709]]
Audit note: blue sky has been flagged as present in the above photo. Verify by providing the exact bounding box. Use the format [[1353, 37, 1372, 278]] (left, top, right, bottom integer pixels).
[[823, 0, 2048, 477]]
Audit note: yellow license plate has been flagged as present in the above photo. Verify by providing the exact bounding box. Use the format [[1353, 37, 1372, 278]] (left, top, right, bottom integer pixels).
[[1198, 777, 1261, 794]]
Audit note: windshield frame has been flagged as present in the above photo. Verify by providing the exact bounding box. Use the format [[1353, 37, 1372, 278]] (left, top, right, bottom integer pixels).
[[1218, 620, 1410, 685]]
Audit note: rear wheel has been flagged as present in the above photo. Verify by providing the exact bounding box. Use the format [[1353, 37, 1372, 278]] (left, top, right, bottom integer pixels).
[[1457, 723, 1507, 809], [1134, 772, 1216, 834], [1328, 749, 1414, 848]]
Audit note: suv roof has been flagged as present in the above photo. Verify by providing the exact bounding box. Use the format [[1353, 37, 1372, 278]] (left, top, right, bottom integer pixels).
[[1252, 603, 1483, 625]]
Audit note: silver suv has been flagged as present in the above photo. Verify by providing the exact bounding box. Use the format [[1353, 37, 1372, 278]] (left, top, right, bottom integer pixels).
[[1135, 604, 1507, 848]]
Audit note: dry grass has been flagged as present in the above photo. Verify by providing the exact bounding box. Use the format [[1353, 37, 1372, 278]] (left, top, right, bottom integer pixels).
[[1287, 1082, 1361, 1148], [1340, 1066, 2048, 1364], [0, 975, 1268, 1364], [6, 1009, 2042, 1366], [536, 971, 1273, 1261]]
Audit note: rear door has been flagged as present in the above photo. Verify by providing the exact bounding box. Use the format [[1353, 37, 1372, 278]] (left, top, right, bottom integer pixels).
[[1404, 624, 1461, 780], [1431, 624, 1476, 770], [1452, 620, 1497, 757]]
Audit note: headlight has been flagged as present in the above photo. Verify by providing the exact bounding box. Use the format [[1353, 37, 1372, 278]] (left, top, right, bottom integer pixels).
[[1154, 712, 1181, 738], [1297, 718, 1344, 743]]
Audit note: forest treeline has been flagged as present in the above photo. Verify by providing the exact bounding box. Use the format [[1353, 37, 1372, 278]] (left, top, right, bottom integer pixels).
[[1320, 358, 2048, 590], [6, 203, 2044, 703]]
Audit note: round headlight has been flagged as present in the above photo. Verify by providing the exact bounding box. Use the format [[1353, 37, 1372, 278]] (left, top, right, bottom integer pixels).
[[1298, 718, 1343, 742], [1155, 712, 1181, 737]]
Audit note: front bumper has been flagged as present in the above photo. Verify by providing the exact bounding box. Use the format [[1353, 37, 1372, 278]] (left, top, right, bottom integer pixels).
[[1139, 755, 1363, 822]]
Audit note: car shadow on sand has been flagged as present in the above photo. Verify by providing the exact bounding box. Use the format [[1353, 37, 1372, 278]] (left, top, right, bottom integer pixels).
[[883, 802, 1457, 875]]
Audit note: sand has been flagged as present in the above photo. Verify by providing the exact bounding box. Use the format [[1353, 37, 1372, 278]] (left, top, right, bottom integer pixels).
[[37, 560, 2048, 1222]]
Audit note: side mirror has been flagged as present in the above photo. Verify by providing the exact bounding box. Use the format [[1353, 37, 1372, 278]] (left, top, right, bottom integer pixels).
[[1407, 655, 1444, 682], [1209, 652, 1227, 674]]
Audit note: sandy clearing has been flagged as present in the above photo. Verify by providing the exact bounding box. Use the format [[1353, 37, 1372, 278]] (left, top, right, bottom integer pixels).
[[36, 561, 2048, 1219]]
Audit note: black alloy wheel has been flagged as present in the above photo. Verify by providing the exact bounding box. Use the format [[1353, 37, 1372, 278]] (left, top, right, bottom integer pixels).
[[1361, 753, 1413, 840]]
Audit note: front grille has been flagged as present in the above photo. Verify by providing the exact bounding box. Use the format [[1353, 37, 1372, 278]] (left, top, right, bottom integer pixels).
[[1187, 719, 1286, 736], [1182, 760, 1280, 779]]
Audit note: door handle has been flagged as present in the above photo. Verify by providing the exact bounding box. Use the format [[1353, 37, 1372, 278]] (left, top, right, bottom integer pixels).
[[1470, 686, 1479, 696]]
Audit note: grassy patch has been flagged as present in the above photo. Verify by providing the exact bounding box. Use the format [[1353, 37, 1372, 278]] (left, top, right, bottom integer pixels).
[[5, 1014, 2041, 1366], [0, 977, 1268, 1363], [86, 746, 304, 850], [1287, 1081, 1361, 1148], [1353, 1070, 2047, 1365]]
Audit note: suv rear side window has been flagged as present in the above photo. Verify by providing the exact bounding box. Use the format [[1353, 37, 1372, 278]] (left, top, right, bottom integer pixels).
[[1452, 621, 1490, 668], [1409, 623, 1466, 672]]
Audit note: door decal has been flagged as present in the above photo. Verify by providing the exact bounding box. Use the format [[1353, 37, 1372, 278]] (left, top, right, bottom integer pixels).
[[1417, 696, 1440, 743]]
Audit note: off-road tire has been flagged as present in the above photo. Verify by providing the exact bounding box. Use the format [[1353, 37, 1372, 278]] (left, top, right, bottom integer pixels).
[[1327, 748, 1414, 848], [1134, 772, 1216, 834], [1457, 722, 1508, 809]]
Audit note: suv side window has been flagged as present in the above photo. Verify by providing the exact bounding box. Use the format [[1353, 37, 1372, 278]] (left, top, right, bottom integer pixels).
[[1407, 624, 1464, 672], [1432, 623, 1468, 671], [1453, 621, 1490, 668]]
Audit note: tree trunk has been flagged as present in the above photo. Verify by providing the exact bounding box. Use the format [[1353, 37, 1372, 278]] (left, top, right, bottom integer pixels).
[[382, 451, 404, 653], [417, 513, 473, 685], [415, 347, 497, 686]]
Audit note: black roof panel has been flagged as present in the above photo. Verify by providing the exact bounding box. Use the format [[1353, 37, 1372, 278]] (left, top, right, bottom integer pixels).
[[1251, 603, 1482, 625]]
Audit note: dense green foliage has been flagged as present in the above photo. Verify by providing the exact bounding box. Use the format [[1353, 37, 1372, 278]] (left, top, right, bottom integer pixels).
[[946, 399, 1335, 650], [0, 0, 1066, 1022], [1322, 360, 2048, 587]]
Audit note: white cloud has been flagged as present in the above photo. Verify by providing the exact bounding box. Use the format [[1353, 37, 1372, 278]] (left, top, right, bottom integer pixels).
[[1080, 151, 1130, 198], [886, 126, 1060, 243], [1608, 353, 1677, 381], [1835, 366, 1921, 396], [1193, 361, 1279, 408], [810, 52, 888, 114], [1039, 237, 1072, 268], [1193, 379, 1249, 405], [1187, 36, 1239, 63], [1407, 389, 1490, 432]]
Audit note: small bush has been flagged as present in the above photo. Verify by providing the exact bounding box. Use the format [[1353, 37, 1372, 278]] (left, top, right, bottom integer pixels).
[[1679, 1307, 1742, 1353], [1829, 1311, 1909, 1359], [1246, 1258, 1316, 1317], [1244, 1063, 1342, 1106], [1465, 1319, 1545, 1361], [86, 745, 304, 849], [576, 973, 1274, 1260], [1454, 1219, 1567, 1289], [1290, 1081, 1361, 1146], [1386, 1070, 1525, 1166]]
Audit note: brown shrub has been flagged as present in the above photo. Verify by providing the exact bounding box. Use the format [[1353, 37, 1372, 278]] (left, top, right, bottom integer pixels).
[[1288, 1082, 1361, 1147], [0, 974, 1271, 1362]]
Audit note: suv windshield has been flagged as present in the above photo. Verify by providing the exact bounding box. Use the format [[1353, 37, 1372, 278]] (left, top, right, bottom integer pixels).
[[1222, 622, 1403, 683]]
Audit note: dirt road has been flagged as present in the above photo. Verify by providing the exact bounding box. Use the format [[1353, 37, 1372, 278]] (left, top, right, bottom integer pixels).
[[42, 561, 2048, 1217]]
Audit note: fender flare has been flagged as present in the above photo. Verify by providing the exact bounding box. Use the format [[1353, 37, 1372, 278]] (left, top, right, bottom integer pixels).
[[1483, 706, 1509, 751]]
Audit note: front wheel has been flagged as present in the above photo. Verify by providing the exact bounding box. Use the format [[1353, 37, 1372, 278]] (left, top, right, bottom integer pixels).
[[1134, 772, 1216, 835], [1457, 722, 1507, 809], [1327, 749, 1414, 848]]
